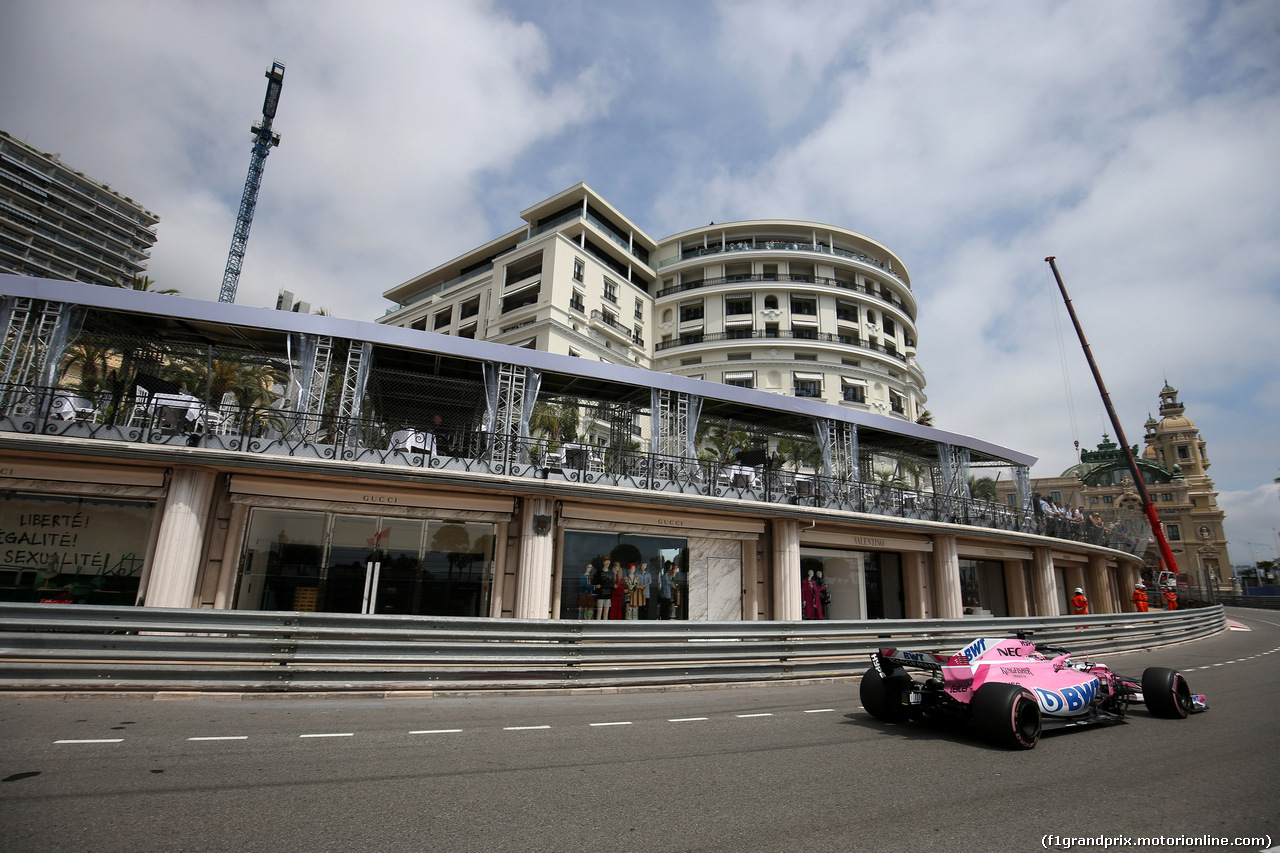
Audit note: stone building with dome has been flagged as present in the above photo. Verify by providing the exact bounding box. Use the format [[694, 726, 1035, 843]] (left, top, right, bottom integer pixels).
[[996, 383, 1230, 601]]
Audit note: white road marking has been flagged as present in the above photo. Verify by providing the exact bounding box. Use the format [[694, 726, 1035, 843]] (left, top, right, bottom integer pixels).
[[589, 721, 633, 727], [55, 738, 123, 744], [503, 725, 551, 731], [410, 729, 462, 734], [736, 713, 773, 718], [804, 708, 836, 713], [668, 717, 707, 722], [299, 732, 353, 738], [188, 736, 248, 741]]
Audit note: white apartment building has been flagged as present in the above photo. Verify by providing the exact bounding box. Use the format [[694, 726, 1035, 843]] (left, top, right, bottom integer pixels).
[[0, 130, 159, 287], [381, 184, 927, 422]]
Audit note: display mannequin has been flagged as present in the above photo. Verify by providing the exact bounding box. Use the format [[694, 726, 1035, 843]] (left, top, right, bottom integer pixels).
[[802, 568, 824, 620], [657, 561, 673, 619], [625, 564, 642, 619], [638, 561, 654, 619], [815, 570, 830, 619], [610, 562, 626, 620], [595, 561, 615, 619], [577, 564, 597, 619]]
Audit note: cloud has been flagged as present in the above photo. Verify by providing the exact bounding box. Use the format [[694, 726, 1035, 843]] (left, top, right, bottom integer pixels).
[[0, 0, 610, 314], [2, 0, 1276, 516], [1220, 482, 1280, 568]]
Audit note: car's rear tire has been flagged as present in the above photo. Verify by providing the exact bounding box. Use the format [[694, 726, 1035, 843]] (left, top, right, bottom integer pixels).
[[971, 682, 1042, 749], [860, 666, 909, 723], [1142, 667, 1192, 719]]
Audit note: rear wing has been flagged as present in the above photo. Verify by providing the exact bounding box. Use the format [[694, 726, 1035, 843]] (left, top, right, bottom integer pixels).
[[871, 648, 966, 675]]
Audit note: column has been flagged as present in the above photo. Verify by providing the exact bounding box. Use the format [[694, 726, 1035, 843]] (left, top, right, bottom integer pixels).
[[513, 497, 555, 619], [1003, 559, 1030, 617], [901, 551, 930, 619], [1085, 555, 1108, 614], [741, 541, 759, 620], [771, 518, 800, 620], [932, 533, 962, 618], [1029, 546, 1056, 616], [144, 467, 218, 609]]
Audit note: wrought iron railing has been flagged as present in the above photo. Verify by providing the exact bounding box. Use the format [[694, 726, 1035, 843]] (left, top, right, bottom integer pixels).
[[1, 382, 1151, 559]]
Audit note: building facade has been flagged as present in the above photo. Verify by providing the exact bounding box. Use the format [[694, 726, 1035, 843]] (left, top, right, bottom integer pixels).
[[381, 185, 926, 423], [1, 276, 1147, 621], [0, 130, 159, 288], [995, 384, 1230, 601]]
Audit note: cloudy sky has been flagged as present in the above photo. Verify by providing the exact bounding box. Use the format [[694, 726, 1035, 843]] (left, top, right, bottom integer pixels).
[[3, 0, 1277, 565]]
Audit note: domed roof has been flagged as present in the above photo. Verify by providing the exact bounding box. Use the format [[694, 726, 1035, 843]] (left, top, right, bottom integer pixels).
[[1156, 414, 1196, 431]]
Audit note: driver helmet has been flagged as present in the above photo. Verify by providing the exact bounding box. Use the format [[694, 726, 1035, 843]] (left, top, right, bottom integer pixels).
[[1135, 582, 1145, 589], [1074, 587, 1083, 594]]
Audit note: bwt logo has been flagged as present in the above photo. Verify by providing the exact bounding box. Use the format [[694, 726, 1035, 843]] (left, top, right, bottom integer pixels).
[[960, 638, 990, 660], [1034, 679, 1099, 714]]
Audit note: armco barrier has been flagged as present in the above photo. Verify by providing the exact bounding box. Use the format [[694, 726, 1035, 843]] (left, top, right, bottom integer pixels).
[[0, 603, 1226, 693], [1216, 595, 1280, 610]]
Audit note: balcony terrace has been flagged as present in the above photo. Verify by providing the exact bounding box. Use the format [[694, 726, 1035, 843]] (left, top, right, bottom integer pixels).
[[0, 275, 1151, 562]]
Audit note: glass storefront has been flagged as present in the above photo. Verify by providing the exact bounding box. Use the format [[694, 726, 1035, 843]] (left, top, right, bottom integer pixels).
[[959, 558, 1009, 617], [559, 530, 689, 620], [235, 507, 495, 616], [0, 492, 154, 604], [799, 548, 903, 620]]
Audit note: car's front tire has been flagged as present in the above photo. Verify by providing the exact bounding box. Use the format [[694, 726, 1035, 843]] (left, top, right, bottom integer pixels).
[[1142, 667, 1192, 719], [860, 665, 909, 723], [971, 682, 1042, 749]]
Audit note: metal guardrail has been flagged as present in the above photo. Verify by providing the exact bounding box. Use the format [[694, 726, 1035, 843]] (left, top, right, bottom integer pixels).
[[0, 603, 1226, 693], [1216, 595, 1280, 610]]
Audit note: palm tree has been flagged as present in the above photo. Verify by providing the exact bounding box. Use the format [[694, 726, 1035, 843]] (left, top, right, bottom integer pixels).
[[529, 400, 580, 444], [60, 343, 114, 396], [968, 475, 999, 502], [114, 275, 179, 295], [915, 409, 933, 427]]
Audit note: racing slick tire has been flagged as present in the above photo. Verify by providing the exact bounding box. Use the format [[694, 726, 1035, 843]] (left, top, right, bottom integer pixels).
[[971, 682, 1042, 749], [859, 666, 909, 723], [1141, 667, 1192, 719]]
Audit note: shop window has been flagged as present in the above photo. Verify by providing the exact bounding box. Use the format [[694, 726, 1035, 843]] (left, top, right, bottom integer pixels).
[[559, 531, 689, 620], [799, 548, 902, 619], [0, 493, 154, 605], [959, 559, 1009, 617], [235, 509, 495, 617]]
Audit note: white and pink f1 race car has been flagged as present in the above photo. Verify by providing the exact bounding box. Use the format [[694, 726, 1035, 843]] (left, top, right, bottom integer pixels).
[[860, 634, 1207, 749]]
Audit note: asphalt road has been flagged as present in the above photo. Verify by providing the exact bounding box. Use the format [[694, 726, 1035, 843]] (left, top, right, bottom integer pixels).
[[1, 608, 1277, 853]]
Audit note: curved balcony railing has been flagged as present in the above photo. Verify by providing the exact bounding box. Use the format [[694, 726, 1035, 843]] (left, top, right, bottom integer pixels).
[[655, 329, 909, 363], [1, 385, 1148, 560], [658, 240, 905, 287], [657, 272, 913, 318]]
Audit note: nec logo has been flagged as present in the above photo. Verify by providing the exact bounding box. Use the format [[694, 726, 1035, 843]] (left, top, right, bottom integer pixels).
[[996, 647, 1025, 657]]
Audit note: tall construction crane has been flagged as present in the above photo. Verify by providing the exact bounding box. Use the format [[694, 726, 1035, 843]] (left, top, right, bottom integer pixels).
[[218, 61, 286, 304]]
